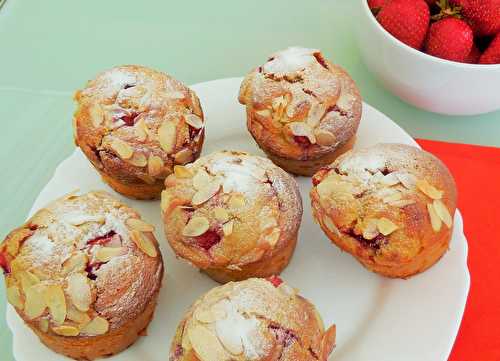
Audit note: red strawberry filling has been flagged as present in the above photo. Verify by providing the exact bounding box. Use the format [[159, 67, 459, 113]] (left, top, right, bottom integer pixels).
[[195, 230, 221, 251], [85, 231, 122, 279], [294, 136, 310, 146], [269, 324, 297, 347], [119, 112, 140, 126], [87, 231, 118, 246], [189, 126, 201, 141], [0, 251, 10, 274], [267, 275, 284, 287]]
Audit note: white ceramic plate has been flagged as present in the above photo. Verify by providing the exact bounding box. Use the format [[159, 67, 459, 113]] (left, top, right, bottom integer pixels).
[[7, 78, 470, 361]]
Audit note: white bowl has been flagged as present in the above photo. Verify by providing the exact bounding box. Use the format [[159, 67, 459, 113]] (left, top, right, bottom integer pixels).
[[356, 0, 500, 116]]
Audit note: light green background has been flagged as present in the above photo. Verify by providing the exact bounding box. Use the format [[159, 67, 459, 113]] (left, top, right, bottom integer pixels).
[[0, 0, 498, 359]]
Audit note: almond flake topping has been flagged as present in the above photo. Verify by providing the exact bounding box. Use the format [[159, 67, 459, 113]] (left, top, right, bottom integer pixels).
[[67, 306, 91, 325], [52, 325, 80, 337], [323, 216, 341, 237], [315, 129, 336, 146], [126, 218, 155, 232], [62, 252, 88, 275], [183, 217, 210, 237], [89, 105, 104, 127], [127, 152, 148, 167], [160, 190, 171, 212], [7, 286, 23, 310], [131, 230, 158, 257], [263, 228, 281, 247], [24, 284, 47, 320], [81, 316, 109, 336], [427, 203, 442, 232], [174, 165, 193, 178], [417, 179, 443, 200], [158, 120, 177, 153], [134, 119, 148, 142], [96, 246, 125, 262], [433, 199, 453, 228], [192, 180, 221, 206], [228, 194, 246, 209], [362, 219, 379, 240], [289, 122, 316, 144], [377, 218, 399, 236], [44, 284, 67, 324], [185, 114, 203, 129], [39, 319, 49, 333], [223, 221, 234, 237], [213, 207, 229, 223], [193, 169, 211, 190], [110, 139, 134, 160], [174, 148, 193, 164], [188, 324, 229, 361]]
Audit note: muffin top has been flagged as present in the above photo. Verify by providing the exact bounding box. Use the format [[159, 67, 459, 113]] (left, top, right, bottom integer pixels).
[[239, 47, 362, 160], [0, 191, 163, 337], [310, 143, 457, 264], [170, 277, 336, 361], [74, 65, 204, 186], [161, 151, 302, 269]]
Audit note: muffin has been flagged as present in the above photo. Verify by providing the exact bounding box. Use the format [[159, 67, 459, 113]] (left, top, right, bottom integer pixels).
[[161, 150, 302, 283], [170, 277, 336, 361], [239, 47, 362, 176], [310, 143, 457, 278], [74, 65, 205, 200], [0, 191, 164, 360]]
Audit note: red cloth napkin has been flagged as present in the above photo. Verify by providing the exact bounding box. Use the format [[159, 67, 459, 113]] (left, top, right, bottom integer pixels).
[[416, 139, 500, 361]]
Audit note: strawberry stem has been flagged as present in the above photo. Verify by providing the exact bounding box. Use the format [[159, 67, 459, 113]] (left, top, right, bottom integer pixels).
[[431, 0, 462, 21]]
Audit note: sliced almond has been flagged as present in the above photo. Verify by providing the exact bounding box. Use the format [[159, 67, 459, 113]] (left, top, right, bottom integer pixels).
[[323, 216, 341, 237], [188, 324, 229, 361], [192, 180, 221, 206], [137, 173, 156, 185], [39, 319, 49, 333], [148, 155, 164, 177], [427, 203, 442, 232], [396, 172, 417, 189], [183, 217, 210, 237], [127, 152, 148, 167], [174, 148, 193, 164], [52, 325, 80, 337], [316, 178, 337, 199], [306, 102, 326, 128], [174, 165, 193, 178], [131, 230, 158, 257], [222, 221, 234, 237], [417, 179, 443, 200], [185, 114, 203, 129], [289, 122, 316, 144], [81, 316, 109, 336], [66, 273, 91, 312], [7, 285, 23, 310], [213, 208, 229, 222], [110, 139, 134, 160], [7, 229, 32, 256], [263, 228, 281, 247], [362, 219, 379, 240], [96, 247, 125, 263], [158, 120, 177, 153], [260, 217, 278, 231], [134, 118, 148, 142], [67, 306, 91, 325], [64, 213, 105, 226], [315, 129, 336, 146], [194, 307, 216, 324], [433, 199, 453, 228], [126, 218, 155, 232], [380, 173, 400, 186], [18, 270, 40, 291], [44, 284, 66, 324], [255, 109, 271, 118], [390, 199, 416, 207], [90, 105, 104, 127], [228, 194, 245, 209], [377, 218, 399, 236], [62, 252, 88, 275], [193, 169, 211, 190], [215, 318, 244, 356], [382, 192, 402, 204], [24, 284, 47, 320]]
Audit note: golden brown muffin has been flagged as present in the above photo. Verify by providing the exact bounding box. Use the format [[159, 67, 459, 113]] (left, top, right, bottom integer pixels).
[[310, 143, 457, 278], [239, 47, 362, 176], [169, 277, 336, 361], [161, 150, 302, 283], [74, 65, 205, 200], [0, 191, 164, 360]]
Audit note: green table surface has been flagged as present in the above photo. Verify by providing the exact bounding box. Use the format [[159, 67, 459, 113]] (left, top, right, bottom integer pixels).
[[1, 0, 498, 359]]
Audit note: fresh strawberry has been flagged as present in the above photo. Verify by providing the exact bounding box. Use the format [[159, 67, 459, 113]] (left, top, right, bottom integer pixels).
[[465, 44, 481, 63], [450, 0, 500, 36], [425, 17, 474, 62], [377, 0, 431, 49], [479, 33, 500, 64], [195, 230, 221, 250]]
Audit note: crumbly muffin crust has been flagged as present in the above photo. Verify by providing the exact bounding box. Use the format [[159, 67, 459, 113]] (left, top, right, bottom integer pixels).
[[161, 151, 302, 282], [239, 47, 361, 175], [74, 65, 205, 199], [0, 191, 164, 359], [310, 143, 457, 278], [169, 277, 336, 361]]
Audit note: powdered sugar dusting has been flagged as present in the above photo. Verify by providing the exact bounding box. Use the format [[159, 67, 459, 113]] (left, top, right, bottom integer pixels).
[[263, 47, 318, 74]]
